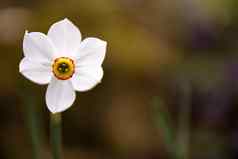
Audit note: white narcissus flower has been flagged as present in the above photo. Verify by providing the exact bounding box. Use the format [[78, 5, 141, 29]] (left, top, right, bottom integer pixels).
[[19, 18, 107, 113]]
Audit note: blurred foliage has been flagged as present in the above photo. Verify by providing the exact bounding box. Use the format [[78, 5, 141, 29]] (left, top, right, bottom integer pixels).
[[1, 0, 238, 159]]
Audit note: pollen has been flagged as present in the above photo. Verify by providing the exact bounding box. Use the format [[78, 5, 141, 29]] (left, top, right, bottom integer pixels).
[[52, 57, 75, 80]]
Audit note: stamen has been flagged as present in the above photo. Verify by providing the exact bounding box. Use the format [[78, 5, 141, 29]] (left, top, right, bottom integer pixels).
[[52, 57, 75, 80]]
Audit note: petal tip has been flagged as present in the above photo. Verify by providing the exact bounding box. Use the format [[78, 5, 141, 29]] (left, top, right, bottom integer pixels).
[[23, 30, 29, 40], [46, 103, 59, 114], [63, 17, 70, 22], [19, 62, 23, 73], [49, 108, 59, 114], [19, 58, 27, 73], [24, 30, 29, 35], [101, 40, 107, 47], [60, 17, 73, 25], [47, 103, 73, 114]]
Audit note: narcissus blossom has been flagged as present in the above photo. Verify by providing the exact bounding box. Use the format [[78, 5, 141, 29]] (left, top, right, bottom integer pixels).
[[19, 18, 107, 113]]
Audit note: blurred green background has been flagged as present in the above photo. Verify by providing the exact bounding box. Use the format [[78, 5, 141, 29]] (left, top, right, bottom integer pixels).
[[1, 0, 238, 158]]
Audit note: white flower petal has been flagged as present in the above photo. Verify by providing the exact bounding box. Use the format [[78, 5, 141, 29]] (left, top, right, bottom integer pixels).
[[46, 77, 76, 113], [71, 66, 103, 92], [47, 18, 82, 57], [75, 38, 107, 67], [19, 58, 52, 85], [23, 31, 55, 63]]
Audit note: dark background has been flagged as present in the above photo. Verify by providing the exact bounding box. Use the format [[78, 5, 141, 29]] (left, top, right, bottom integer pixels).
[[1, 0, 238, 158]]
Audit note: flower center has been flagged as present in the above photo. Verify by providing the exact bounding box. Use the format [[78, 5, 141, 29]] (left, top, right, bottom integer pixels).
[[52, 57, 75, 80]]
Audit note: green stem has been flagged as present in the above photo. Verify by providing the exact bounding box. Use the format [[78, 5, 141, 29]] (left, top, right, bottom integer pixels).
[[20, 92, 43, 159], [176, 79, 191, 159], [50, 113, 62, 159], [152, 97, 175, 158], [25, 101, 43, 159]]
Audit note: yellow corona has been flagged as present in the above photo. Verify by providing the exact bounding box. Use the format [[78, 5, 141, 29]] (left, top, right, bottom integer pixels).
[[52, 57, 75, 80]]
